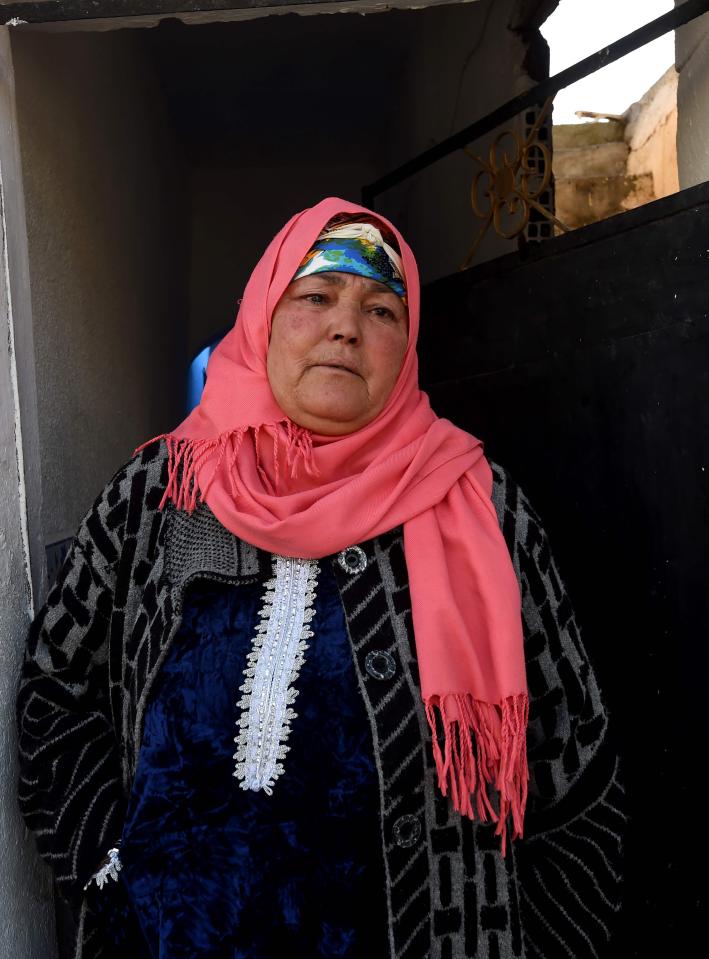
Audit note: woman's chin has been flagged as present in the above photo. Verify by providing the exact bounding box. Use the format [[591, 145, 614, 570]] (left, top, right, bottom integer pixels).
[[297, 411, 369, 435], [288, 402, 369, 435], [291, 385, 372, 434]]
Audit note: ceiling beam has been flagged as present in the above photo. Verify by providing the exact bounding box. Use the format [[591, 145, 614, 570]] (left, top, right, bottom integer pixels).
[[0, 0, 477, 27]]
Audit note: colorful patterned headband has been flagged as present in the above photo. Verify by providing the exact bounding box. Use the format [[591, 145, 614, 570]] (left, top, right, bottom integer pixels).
[[292, 221, 407, 304]]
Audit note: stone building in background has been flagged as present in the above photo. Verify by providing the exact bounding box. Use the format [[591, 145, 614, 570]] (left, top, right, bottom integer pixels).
[[553, 66, 679, 231]]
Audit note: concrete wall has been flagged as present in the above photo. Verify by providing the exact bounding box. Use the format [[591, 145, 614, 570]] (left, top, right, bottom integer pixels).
[[181, 0, 538, 353], [10, 29, 190, 546], [0, 28, 57, 959], [625, 67, 679, 200], [378, 0, 531, 283], [188, 154, 384, 355], [0, 248, 57, 959], [675, 2, 709, 189]]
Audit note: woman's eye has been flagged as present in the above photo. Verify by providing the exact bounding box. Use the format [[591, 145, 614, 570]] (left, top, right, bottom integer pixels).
[[371, 306, 395, 319], [302, 293, 327, 306]]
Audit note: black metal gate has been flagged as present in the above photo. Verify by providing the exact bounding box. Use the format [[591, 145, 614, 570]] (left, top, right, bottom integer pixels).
[[418, 178, 709, 956], [353, 4, 709, 950]]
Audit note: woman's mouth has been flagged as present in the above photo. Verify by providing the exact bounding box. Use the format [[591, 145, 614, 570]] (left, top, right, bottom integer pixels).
[[314, 363, 359, 376]]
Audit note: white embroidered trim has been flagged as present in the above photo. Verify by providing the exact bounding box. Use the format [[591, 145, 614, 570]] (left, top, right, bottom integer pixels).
[[84, 846, 122, 891], [233, 555, 319, 795]]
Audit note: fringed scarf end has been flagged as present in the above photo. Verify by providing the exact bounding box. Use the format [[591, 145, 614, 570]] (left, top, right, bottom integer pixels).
[[141, 420, 320, 511], [425, 693, 529, 856], [285, 419, 320, 480], [138, 430, 249, 513]]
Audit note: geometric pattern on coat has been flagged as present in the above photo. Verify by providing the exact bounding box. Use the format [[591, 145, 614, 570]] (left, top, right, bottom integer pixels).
[[16, 442, 626, 958]]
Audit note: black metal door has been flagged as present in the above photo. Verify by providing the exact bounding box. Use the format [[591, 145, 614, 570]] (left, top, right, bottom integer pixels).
[[419, 179, 709, 956]]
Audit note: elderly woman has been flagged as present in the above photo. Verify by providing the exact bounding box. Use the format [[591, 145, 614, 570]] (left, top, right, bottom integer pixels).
[[17, 198, 624, 959]]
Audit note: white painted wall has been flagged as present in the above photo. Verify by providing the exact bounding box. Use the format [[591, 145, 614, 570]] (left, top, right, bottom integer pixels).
[[0, 28, 57, 959], [10, 29, 190, 546], [675, 2, 709, 189], [0, 322, 56, 954]]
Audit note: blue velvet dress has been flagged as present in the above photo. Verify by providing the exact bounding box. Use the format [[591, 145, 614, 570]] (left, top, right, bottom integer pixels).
[[91, 559, 390, 958]]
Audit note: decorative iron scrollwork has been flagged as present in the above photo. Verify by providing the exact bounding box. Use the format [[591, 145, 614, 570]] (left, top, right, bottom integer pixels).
[[462, 98, 570, 268]]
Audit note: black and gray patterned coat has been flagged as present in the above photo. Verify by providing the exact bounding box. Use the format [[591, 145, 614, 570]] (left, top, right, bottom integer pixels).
[[17, 441, 626, 959]]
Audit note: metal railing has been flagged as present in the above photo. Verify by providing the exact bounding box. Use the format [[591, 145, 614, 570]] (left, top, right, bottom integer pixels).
[[362, 0, 709, 208]]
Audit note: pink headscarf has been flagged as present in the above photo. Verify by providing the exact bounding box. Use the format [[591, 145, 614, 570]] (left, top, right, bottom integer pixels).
[[143, 197, 528, 847]]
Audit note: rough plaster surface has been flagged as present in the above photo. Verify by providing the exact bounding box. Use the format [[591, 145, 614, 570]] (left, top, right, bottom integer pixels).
[[625, 67, 678, 153], [675, 3, 709, 189], [555, 140, 630, 179], [554, 120, 625, 149], [625, 67, 679, 200], [11, 30, 190, 544], [0, 161, 57, 959]]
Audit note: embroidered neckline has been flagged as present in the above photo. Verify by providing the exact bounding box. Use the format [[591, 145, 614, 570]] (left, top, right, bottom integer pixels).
[[233, 555, 319, 795]]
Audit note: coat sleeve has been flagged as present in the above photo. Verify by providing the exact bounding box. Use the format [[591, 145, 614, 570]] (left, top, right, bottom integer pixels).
[[491, 464, 626, 959], [16, 472, 128, 904]]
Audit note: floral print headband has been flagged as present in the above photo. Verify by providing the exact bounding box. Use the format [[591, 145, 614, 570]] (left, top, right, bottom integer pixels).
[[292, 221, 407, 305]]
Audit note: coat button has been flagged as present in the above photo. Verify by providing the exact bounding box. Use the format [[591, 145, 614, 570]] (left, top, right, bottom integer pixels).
[[337, 545, 367, 575], [365, 650, 396, 680], [393, 814, 422, 848]]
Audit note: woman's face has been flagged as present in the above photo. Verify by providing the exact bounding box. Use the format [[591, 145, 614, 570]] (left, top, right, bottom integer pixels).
[[267, 271, 409, 436]]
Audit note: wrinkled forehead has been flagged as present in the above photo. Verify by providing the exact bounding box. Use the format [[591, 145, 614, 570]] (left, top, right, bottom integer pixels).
[[288, 271, 400, 295]]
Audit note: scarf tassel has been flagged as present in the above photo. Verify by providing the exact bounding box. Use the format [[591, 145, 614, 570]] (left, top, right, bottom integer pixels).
[[285, 419, 319, 479], [424, 693, 529, 856], [136, 421, 319, 510]]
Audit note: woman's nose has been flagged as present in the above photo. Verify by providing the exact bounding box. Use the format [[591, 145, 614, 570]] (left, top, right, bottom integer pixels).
[[328, 303, 361, 344]]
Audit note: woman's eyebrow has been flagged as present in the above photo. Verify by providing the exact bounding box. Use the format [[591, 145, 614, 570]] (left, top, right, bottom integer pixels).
[[309, 273, 346, 287], [296, 274, 398, 297], [362, 279, 398, 296]]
